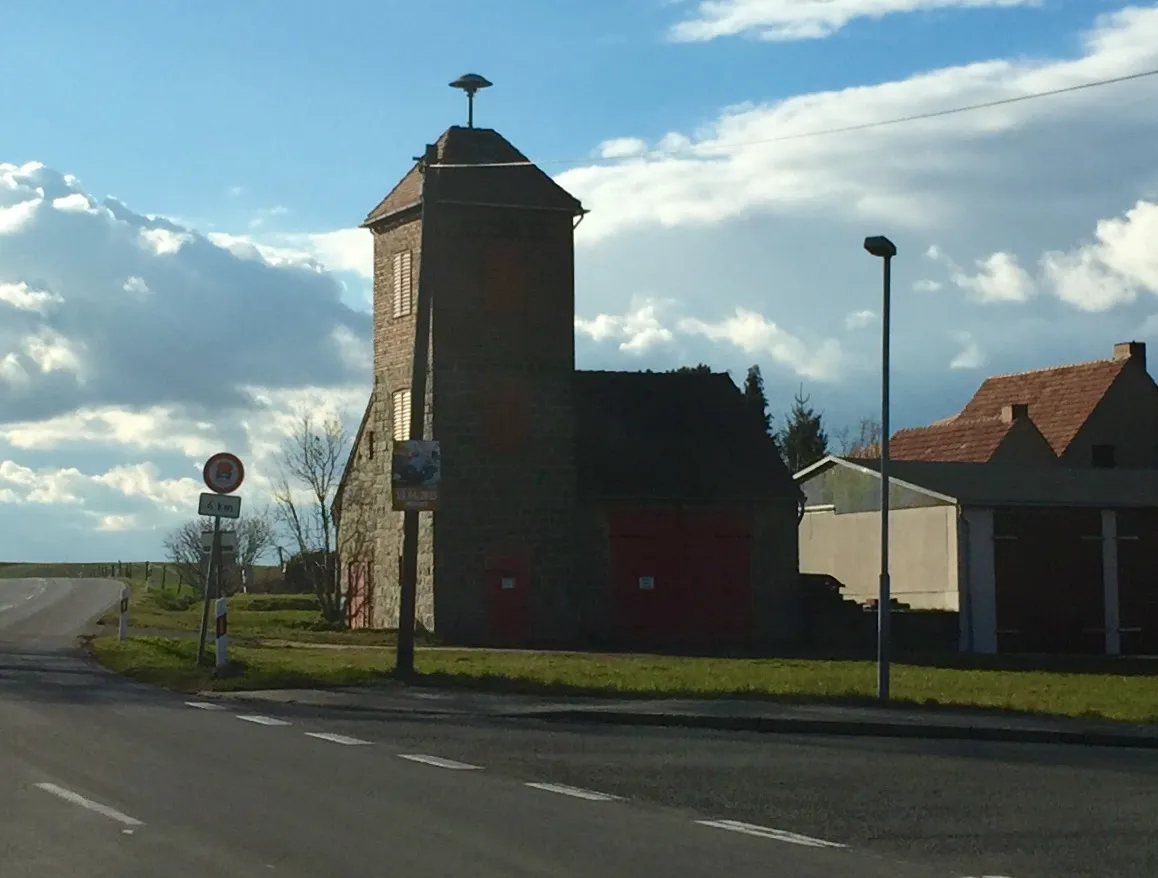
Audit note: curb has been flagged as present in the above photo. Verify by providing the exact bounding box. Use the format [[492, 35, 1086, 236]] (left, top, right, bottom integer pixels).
[[520, 709, 1158, 750]]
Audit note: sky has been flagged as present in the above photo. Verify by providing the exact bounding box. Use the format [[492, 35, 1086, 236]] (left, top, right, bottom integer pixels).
[[2, 0, 1158, 561]]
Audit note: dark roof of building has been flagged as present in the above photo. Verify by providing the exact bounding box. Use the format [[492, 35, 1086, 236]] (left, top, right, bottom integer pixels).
[[810, 456, 1158, 509], [575, 370, 801, 502], [363, 126, 584, 227]]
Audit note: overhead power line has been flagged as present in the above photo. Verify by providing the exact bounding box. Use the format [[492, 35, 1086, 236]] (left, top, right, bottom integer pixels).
[[429, 66, 1158, 171]]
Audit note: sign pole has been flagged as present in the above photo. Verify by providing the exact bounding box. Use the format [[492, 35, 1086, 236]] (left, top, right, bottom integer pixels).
[[396, 144, 439, 679], [196, 515, 221, 667]]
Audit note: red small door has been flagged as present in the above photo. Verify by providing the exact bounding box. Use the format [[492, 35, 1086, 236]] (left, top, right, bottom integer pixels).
[[486, 553, 530, 647], [346, 561, 373, 630]]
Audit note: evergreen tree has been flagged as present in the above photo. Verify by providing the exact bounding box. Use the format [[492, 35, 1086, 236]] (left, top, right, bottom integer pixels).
[[776, 386, 829, 473], [668, 363, 713, 374], [742, 364, 773, 435]]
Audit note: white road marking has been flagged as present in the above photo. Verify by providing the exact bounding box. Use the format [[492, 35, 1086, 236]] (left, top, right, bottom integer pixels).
[[34, 783, 144, 827], [185, 701, 225, 711], [696, 819, 845, 849], [305, 732, 372, 746], [397, 754, 481, 770], [525, 782, 619, 801], [236, 715, 291, 726]]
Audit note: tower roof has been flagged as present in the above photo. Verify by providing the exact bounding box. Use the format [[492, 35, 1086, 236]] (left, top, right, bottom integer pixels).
[[362, 126, 584, 228]]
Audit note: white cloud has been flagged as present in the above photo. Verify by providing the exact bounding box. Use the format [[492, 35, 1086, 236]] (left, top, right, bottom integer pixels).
[[575, 297, 675, 354], [913, 279, 943, 293], [844, 309, 876, 329], [138, 227, 190, 256], [122, 276, 151, 297], [247, 205, 289, 229], [678, 308, 843, 381], [96, 514, 139, 532], [669, 0, 1037, 42], [949, 331, 985, 369], [556, 7, 1158, 246], [285, 228, 373, 279], [0, 281, 62, 313], [1040, 199, 1158, 312], [0, 160, 369, 425], [598, 138, 649, 159], [0, 458, 199, 512], [950, 251, 1036, 303]]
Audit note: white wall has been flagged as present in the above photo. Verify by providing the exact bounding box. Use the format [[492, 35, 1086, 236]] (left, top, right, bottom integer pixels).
[[799, 505, 959, 611]]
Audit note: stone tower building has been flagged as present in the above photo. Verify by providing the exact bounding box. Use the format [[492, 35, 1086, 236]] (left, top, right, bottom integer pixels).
[[335, 123, 589, 644]]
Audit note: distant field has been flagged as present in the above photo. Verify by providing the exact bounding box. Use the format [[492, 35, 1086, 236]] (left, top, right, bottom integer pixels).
[[0, 562, 281, 581], [0, 562, 131, 578]]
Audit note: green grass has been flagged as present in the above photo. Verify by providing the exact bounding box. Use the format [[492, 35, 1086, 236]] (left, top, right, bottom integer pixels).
[[97, 576, 420, 647], [85, 635, 1158, 724]]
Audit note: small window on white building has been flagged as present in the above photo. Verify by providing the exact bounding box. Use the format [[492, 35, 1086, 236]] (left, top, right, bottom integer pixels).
[[392, 250, 413, 318], [391, 389, 411, 441]]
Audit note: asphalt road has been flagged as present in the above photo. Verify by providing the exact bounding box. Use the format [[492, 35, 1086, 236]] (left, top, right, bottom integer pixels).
[[2, 577, 946, 877], [4, 578, 1157, 877]]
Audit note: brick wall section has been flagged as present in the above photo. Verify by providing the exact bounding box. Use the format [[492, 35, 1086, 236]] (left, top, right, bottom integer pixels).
[[1063, 364, 1158, 468], [425, 204, 582, 645], [989, 419, 1057, 465]]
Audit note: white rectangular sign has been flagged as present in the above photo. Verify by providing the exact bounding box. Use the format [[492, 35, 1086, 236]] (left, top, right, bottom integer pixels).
[[199, 492, 242, 519], [201, 529, 238, 553]]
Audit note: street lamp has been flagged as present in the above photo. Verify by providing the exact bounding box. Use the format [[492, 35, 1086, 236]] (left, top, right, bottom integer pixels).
[[863, 234, 896, 702]]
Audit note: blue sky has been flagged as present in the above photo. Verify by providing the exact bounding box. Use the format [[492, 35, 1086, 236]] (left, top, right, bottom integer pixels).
[[0, 0, 1100, 228], [2, 0, 1158, 560]]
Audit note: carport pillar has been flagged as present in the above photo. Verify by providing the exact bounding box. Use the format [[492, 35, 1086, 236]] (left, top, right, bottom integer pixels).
[[1101, 510, 1121, 656]]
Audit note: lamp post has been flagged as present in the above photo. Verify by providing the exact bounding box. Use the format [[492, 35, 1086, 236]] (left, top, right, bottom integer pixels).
[[863, 234, 897, 702]]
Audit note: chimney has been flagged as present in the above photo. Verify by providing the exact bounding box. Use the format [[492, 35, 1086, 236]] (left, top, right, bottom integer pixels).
[[1112, 341, 1146, 370], [1000, 403, 1029, 423]]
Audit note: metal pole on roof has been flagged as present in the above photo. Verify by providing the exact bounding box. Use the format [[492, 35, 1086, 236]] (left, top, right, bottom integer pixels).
[[864, 235, 897, 703]]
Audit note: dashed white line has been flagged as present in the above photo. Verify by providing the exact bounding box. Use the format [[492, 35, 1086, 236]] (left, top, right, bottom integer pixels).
[[34, 782, 144, 827], [696, 819, 845, 849], [185, 701, 225, 711], [397, 754, 481, 770], [305, 732, 372, 746], [236, 714, 291, 726], [525, 782, 619, 801]]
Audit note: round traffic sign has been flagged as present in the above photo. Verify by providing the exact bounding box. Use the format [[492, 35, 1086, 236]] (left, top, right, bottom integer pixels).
[[203, 452, 245, 495]]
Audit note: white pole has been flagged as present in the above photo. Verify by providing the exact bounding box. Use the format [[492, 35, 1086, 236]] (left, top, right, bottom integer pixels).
[[215, 597, 229, 670], [118, 585, 130, 641]]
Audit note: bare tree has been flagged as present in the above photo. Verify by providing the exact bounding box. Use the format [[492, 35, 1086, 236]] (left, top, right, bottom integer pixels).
[[272, 414, 348, 623], [161, 520, 205, 593], [833, 416, 884, 457], [161, 508, 277, 595]]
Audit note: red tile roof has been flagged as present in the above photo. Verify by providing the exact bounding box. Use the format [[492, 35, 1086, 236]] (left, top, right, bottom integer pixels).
[[956, 359, 1127, 455], [880, 416, 1017, 463]]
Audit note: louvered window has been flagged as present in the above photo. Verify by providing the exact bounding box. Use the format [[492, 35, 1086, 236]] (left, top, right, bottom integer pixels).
[[392, 251, 413, 318], [391, 389, 411, 441]]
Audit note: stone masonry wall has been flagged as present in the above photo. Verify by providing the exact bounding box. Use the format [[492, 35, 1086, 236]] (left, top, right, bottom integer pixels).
[[425, 204, 582, 645], [336, 209, 435, 633]]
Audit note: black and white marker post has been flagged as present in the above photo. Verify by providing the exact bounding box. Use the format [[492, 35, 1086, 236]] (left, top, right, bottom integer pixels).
[[194, 451, 245, 669], [118, 584, 130, 641]]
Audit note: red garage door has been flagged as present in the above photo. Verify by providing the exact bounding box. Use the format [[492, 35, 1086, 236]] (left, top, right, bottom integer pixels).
[[610, 508, 753, 650], [1116, 510, 1158, 656], [993, 508, 1104, 654]]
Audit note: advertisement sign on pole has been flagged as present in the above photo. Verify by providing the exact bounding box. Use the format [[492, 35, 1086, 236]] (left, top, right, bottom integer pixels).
[[391, 440, 440, 511]]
